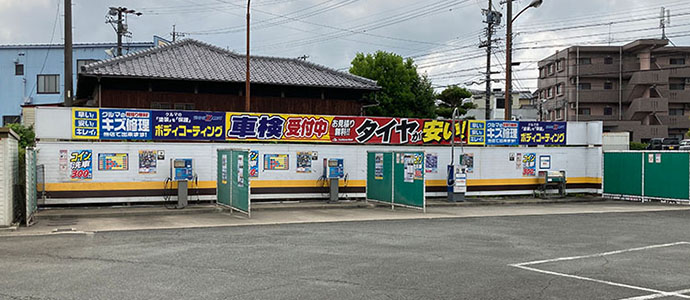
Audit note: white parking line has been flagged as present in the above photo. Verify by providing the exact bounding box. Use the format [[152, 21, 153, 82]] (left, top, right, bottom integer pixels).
[[513, 241, 690, 267], [619, 288, 690, 300], [510, 242, 690, 299]]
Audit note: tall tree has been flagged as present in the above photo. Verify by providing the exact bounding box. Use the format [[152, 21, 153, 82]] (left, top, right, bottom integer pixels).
[[349, 51, 436, 118], [436, 85, 475, 119]]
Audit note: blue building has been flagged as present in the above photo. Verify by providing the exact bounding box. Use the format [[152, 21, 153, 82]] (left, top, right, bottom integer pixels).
[[0, 41, 155, 124]]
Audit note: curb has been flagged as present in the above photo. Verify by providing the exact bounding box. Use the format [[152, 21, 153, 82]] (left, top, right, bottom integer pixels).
[[34, 197, 606, 220]]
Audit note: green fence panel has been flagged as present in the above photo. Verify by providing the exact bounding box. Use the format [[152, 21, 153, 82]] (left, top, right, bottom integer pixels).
[[230, 150, 250, 214], [392, 151, 425, 209], [366, 152, 393, 203], [603, 152, 643, 196], [644, 152, 689, 200], [216, 150, 231, 206]]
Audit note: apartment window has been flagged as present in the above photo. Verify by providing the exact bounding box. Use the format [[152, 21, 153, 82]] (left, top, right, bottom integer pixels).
[[151, 102, 172, 109], [578, 108, 591, 115], [539, 68, 546, 78], [670, 83, 685, 90], [556, 59, 564, 71], [546, 87, 553, 99], [604, 57, 613, 64], [496, 98, 505, 109], [604, 82, 613, 90], [556, 83, 564, 95], [547, 64, 554, 75], [37, 74, 59, 94], [77, 59, 99, 71], [578, 82, 591, 90], [670, 58, 686, 65], [556, 109, 561, 119], [670, 108, 685, 116], [604, 107, 613, 115], [578, 57, 591, 65], [14, 64, 23, 76], [174, 103, 195, 110]]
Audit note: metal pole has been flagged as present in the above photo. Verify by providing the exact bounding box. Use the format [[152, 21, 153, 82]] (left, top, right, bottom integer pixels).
[[484, 0, 492, 120], [619, 46, 622, 120], [575, 46, 580, 122], [117, 9, 123, 56], [504, 0, 512, 121], [64, 0, 73, 106], [245, 0, 251, 112], [451, 108, 457, 165]]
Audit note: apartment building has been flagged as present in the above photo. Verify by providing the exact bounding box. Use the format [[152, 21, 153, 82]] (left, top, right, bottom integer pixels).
[[465, 88, 537, 120], [537, 39, 690, 142]]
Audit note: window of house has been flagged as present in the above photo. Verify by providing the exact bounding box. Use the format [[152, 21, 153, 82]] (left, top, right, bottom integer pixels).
[[546, 87, 553, 99], [548, 64, 554, 75], [556, 109, 561, 119], [556, 83, 563, 95], [174, 103, 195, 110], [670, 83, 685, 90], [496, 98, 505, 109], [77, 59, 99, 71], [578, 82, 591, 90], [556, 59, 564, 71], [604, 82, 613, 90], [539, 68, 545, 78], [670, 108, 685, 116], [604, 57, 613, 64], [579, 107, 591, 115], [15, 64, 23, 76], [578, 57, 591, 65], [2, 115, 20, 126], [670, 58, 686, 65], [604, 107, 613, 115], [151, 102, 172, 109], [37, 74, 59, 94]]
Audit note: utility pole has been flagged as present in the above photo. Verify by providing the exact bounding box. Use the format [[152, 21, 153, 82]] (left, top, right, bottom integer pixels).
[[64, 0, 73, 106], [171, 25, 187, 42], [245, 0, 251, 112], [660, 7, 670, 40], [106, 7, 142, 56], [480, 0, 500, 120], [504, 0, 512, 121]]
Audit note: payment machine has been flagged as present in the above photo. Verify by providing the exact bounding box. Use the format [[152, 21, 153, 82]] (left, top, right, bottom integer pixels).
[[447, 164, 466, 202], [171, 158, 194, 208], [325, 158, 344, 203]]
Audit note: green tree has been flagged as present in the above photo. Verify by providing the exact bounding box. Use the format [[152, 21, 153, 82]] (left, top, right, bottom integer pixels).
[[349, 51, 436, 118], [435, 85, 476, 119]]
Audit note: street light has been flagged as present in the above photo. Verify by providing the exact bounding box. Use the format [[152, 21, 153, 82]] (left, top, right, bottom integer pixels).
[[504, 0, 542, 121]]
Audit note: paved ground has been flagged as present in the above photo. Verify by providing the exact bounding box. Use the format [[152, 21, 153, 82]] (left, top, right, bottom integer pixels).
[[1, 202, 690, 299]]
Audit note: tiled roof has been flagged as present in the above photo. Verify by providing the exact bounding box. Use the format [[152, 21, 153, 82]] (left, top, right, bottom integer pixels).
[[80, 39, 379, 90]]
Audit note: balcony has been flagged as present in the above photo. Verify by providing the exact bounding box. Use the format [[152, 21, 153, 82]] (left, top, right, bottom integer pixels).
[[659, 115, 690, 129], [623, 97, 668, 120], [576, 115, 620, 121], [612, 122, 668, 141], [667, 67, 690, 78], [628, 70, 669, 85], [668, 90, 690, 104], [566, 90, 619, 103]]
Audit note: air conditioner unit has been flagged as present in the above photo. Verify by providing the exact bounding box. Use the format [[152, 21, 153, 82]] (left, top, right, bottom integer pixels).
[[685, 78, 690, 84]]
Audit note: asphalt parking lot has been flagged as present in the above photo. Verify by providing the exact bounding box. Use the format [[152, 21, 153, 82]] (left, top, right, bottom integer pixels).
[[1, 204, 689, 299]]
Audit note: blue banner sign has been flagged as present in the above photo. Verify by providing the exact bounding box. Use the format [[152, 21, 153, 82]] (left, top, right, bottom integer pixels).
[[485, 121, 519, 145], [72, 108, 99, 139], [100, 109, 152, 140], [151, 111, 225, 140], [519, 121, 567, 145]]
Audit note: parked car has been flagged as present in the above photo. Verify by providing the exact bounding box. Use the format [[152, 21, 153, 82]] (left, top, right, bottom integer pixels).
[[680, 139, 690, 150], [662, 137, 680, 150], [646, 138, 663, 150]]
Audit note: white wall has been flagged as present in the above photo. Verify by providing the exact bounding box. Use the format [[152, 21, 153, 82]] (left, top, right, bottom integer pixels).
[[36, 141, 602, 204], [0, 136, 18, 226]]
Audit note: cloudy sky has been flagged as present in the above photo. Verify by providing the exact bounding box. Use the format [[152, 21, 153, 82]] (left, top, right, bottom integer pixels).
[[1, 0, 689, 91]]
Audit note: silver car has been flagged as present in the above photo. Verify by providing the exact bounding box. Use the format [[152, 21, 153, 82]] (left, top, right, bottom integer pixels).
[[680, 139, 690, 150]]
